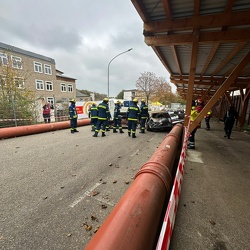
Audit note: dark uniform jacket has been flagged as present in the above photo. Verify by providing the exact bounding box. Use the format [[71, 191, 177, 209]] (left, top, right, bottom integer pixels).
[[89, 105, 98, 118], [69, 104, 77, 119], [97, 102, 110, 120], [140, 103, 149, 119], [114, 104, 121, 120], [126, 103, 140, 121]]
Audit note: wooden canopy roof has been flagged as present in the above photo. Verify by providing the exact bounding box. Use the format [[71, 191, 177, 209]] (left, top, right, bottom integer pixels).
[[131, 0, 250, 131]]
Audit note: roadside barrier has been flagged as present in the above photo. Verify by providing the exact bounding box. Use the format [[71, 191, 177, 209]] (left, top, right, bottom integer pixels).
[[156, 120, 190, 249], [0, 119, 90, 139], [85, 123, 183, 250]]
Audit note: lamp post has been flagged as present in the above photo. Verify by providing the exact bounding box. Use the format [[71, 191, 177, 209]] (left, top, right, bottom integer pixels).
[[107, 48, 132, 98]]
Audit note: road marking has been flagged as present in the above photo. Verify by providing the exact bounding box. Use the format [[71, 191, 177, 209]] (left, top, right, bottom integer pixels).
[[130, 149, 140, 157], [187, 151, 204, 163], [70, 182, 101, 208]]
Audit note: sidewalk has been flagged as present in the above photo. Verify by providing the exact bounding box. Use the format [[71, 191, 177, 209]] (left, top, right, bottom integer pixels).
[[169, 119, 250, 250]]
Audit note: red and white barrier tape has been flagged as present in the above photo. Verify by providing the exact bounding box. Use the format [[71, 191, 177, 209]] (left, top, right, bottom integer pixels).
[[156, 122, 190, 250]]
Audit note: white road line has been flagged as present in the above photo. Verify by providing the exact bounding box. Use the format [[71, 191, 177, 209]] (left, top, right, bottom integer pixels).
[[130, 149, 140, 157], [70, 182, 101, 208]]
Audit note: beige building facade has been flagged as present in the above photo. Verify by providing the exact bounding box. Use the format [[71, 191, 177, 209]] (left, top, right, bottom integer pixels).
[[0, 42, 76, 106]]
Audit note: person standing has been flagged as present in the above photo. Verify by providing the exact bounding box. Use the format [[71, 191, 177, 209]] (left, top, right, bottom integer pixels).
[[188, 106, 199, 149], [93, 97, 110, 137], [113, 100, 124, 133], [69, 99, 78, 134], [205, 110, 212, 130], [42, 103, 51, 123], [126, 99, 140, 138], [139, 99, 149, 133], [88, 103, 98, 131], [223, 105, 238, 139]]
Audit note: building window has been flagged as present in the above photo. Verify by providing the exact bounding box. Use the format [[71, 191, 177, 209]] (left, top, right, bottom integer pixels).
[[0, 53, 8, 66], [61, 83, 66, 92], [61, 98, 67, 103], [46, 81, 53, 91], [68, 84, 73, 92], [34, 62, 43, 73], [36, 80, 44, 90], [11, 56, 22, 69], [44, 64, 52, 75], [14, 78, 24, 88], [47, 97, 54, 105]]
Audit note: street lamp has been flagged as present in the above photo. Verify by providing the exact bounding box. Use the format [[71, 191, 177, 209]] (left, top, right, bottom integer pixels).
[[107, 48, 132, 98]]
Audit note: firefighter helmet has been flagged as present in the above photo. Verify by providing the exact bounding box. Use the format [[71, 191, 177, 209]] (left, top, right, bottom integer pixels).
[[141, 99, 145, 103], [133, 98, 138, 103], [103, 97, 109, 102], [70, 99, 76, 103]]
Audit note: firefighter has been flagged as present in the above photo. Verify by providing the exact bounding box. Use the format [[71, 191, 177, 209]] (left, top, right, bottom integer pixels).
[[69, 99, 79, 133], [139, 99, 149, 133], [126, 98, 140, 138], [205, 110, 212, 130], [105, 102, 111, 131], [88, 102, 98, 131], [93, 97, 110, 137], [113, 100, 124, 133], [188, 106, 199, 149]]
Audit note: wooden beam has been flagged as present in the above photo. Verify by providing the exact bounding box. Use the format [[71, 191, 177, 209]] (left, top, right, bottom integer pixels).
[[131, 0, 150, 23], [189, 51, 250, 132], [171, 45, 182, 76], [144, 10, 250, 32], [162, 0, 172, 19], [145, 29, 250, 46], [200, 43, 220, 75], [185, 30, 199, 125]]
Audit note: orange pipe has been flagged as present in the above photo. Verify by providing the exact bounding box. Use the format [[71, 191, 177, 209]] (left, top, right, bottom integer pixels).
[[85, 123, 183, 250], [0, 119, 90, 139]]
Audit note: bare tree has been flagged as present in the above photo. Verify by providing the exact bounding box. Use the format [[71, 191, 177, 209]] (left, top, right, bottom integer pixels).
[[135, 72, 157, 104]]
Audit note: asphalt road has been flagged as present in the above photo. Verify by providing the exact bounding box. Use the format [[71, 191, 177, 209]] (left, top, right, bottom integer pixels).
[[0, 125, 169, 250]]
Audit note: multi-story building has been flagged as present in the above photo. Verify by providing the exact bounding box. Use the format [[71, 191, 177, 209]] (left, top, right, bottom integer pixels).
[[0, 41, 78, 122], [0, 41, 77, 105]]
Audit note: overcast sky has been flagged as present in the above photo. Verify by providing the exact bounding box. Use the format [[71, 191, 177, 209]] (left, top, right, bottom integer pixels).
[[0, 0, 174, 97]]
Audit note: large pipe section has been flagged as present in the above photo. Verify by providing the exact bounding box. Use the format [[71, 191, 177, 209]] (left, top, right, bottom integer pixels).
[[0, 119, 90, 139], [85, 123, 183, 250]]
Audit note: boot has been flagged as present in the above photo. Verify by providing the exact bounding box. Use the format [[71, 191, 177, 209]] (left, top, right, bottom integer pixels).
[[91, 126, 95, 131], [139, 130, 145, 133], [119, 129, 124, 133], [102, 132, 106, 137], [128, 132, 131, 137], [132, 133, 136, 138], [93, 131, 98, 137], [113, 128, 118, 133]]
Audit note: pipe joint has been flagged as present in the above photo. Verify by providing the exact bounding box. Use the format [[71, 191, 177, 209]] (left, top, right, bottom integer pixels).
[[135, 161, 172, 193]]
